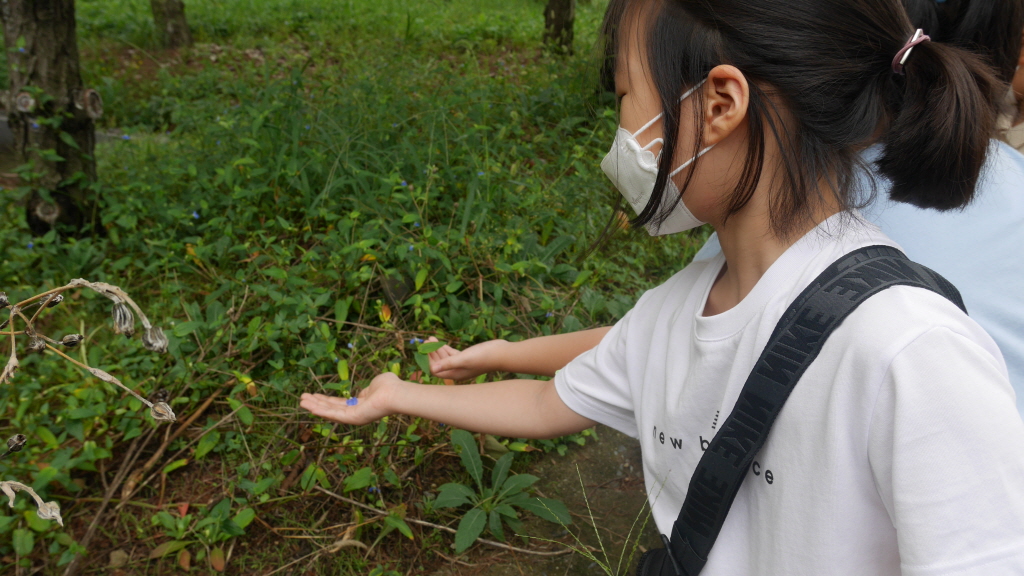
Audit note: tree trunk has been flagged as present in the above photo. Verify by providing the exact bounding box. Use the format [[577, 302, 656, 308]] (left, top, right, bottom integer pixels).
[[543, 0, 575, 54], [150, 0, 192, 49], [0, 0, 99, 236]]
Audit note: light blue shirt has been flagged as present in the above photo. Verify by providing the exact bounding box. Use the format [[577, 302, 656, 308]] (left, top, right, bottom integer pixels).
[[693, 141, 1024, 416]]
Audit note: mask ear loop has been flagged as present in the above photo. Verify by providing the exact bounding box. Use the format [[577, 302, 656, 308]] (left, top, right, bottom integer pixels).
[[630, 79, 709, 140]]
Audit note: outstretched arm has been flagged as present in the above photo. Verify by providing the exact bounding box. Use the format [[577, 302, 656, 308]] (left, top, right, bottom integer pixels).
[[427, 327, 612, 380], [300, 372, 595, 439]]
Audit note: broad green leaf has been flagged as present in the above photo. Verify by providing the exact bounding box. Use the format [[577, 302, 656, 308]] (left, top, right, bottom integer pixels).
[[516, 497, 571, 525], [343, 467, 374, 493], [488, 509, 505, 541], [384, 514, 414, 539], [162, 459, 189, 475], [414, 353, 430, 375], [499, 474, 539, 498], [172, 321, 204, 337], [454, 508, 486, 554], [337, 359, 349, 381], [233, 508, 256, 529], [572, 269, 593, 288], [149, 540, 189, 559], [23, 510, 50, 532], [507, 442, 531, 452], [493, 503, 518, 519], [414, 268, 428, 291], [434, 483, 475, 508], [450, 430, 483, 490], [195, 430, 220, 460], [227, 398, 254, 426], [490, 453, 514, 492], [417, 341, 445, 354], [12, 528, 33, 555], [35, 426, 58, 448]]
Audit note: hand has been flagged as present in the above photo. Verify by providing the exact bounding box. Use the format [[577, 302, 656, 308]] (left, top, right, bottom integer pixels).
[[300, 372, 403, 425], [425, 337, 510, 381]]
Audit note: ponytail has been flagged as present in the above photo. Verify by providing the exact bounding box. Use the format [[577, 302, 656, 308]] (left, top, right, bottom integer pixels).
[[876, 39, 1002, 210]]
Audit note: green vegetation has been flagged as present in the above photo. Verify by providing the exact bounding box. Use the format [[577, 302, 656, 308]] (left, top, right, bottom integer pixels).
[[0, 0, 707, 572]]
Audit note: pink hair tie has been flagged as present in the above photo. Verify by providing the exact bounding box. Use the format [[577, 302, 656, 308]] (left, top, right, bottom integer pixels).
[[892, 29, 931, 75]]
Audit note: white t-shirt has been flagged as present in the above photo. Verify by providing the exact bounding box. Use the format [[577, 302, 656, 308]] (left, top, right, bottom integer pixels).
[[555, 214, 1024, 576]]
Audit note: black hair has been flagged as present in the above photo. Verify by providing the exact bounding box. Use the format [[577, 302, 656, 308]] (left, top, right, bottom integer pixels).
[[599, 0, 1004, 238], [904, 0, 1024, 85]]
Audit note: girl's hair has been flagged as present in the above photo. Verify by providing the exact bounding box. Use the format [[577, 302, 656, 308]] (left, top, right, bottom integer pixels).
[[600, 0, 1004, 238], [903, 0, 1024, 85]]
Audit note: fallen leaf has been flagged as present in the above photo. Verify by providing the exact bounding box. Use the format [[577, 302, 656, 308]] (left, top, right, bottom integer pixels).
[[379, 304, 392, 323], [108, 549, 128, 568], [443, 379, 454, 386], [177, 548, 191, 570], [327, 539, 367, 553], [210, 545, 225, 572], [177, 502, 189, 518], [359, 254, 376, 262]]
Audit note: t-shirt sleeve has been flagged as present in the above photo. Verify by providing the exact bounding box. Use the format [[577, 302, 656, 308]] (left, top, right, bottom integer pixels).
[[868, 327, 1024, 576], [554, 308, 639, 438]]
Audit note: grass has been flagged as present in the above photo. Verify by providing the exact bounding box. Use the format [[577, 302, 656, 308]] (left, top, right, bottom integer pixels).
[[0, 0, 708, 573]]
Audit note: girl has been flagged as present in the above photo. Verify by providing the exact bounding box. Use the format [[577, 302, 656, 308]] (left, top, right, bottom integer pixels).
[[302, 0, 1024, 573]]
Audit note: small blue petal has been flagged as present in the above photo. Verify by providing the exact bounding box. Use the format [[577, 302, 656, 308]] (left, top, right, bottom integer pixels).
[[392, 123, 398, 128], [413, 222, 420, 228], [192, 211, 200, 219], [27, 242, 34, 249], [347, 343, 354, 349], [408, 245, 414, 251], [346, 397, 358, 406], [30, 122, 39, 130], [305, 125, 310, 130], [545, 312, 554, 318], [121, 134, 131, 140], [216, 140, 221, 145], [401, 180, 407, 187], [409, 339, 416, 345], [18, 48, 25, 53], [477, 171, 484, 176]]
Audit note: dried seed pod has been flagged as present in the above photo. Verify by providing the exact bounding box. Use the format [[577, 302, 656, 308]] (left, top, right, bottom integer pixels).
[[0, 292, 8, 309], [61, 334, 84, 348], [150, 402, 176, 422], [6, 434, 25, 453], [26, 337, 46, 354], [45, 294, 64, 308], [0, 356, 18, 384], [35, 501, 63, 526], [111, 302, 135, 336], [142, 326, 168, 353]]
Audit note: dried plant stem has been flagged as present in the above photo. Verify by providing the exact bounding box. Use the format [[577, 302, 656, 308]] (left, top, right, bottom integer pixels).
[[313, 486, 572, 557], [44, 343, 152, 409]]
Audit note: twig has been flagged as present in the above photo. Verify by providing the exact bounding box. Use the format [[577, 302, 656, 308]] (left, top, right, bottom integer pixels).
[[313, 486, 572, 557]]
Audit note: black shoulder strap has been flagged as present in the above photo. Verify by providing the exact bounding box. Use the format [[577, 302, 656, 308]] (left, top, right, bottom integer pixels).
[[662, 245, 966, 576]]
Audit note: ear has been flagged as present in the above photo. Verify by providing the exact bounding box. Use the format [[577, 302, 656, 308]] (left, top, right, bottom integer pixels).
[[701, 65, 749, 146]]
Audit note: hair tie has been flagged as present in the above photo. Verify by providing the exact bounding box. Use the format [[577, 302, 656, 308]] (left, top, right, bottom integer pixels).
[[892, 29, 931, 75]]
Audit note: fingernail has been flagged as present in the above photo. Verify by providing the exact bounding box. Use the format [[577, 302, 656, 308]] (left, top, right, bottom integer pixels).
[[346, 398, 358, 406]]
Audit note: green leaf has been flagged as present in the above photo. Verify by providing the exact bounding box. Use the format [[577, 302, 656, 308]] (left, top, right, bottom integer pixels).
[[414, 267, 428, 291], [162, 459, 189, 475], [515, 497, 571, 525], [454, 508, 486, 554], [149, 540, 189, 559], [450, 430, 483, 490], [499, 474, 539, 498], [494, 503, 518, 519], [12, 528, 33, 555], [227, 398, 254, 426], [417, 341, 445, 354], [572, 269, 593, 288], [210, 545, 226, 571], [414, 353, 430, 375], [434, 483, 475, 509], [337, 359, 349, 381], [233, 508, 256, 529], [384, 514, 414, 540], [507, 442, 531, 452], [195, 430, 220, 460], [35, 426, 58, 448], [343, 467, 374, 493], [172, 321, 204, 337], [488, 509, 505, 541], [491, 452, 514, 492], [23, 510, 49, 532]]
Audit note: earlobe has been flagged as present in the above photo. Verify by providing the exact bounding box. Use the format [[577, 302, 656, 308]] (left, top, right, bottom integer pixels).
[[702, 65, 749, 146]]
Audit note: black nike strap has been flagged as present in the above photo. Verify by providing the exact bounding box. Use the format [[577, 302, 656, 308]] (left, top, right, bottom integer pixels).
[[659, 245, 966, 576]]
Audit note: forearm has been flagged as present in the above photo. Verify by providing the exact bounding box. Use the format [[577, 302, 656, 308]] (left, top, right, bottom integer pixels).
[[390, 378, 595, 439], [497, 327, 611, 377]]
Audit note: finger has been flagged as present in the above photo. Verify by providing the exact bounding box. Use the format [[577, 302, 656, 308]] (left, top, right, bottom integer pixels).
[[425, 336, 439, 343]]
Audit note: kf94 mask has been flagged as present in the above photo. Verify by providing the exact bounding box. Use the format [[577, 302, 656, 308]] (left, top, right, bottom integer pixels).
[[601, 80, 714, 236]]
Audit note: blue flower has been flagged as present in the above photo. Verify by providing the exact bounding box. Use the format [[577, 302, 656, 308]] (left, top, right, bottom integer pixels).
[[367, 486, 380, 493], [121, 134, 131, 141], [408, 245, 414, 251], [18, 48, 25, 53], [346, 397, 359, 406], [305, 125, 310, 130], [413, 222, 420, 228], [477, 171, 484, 176], [27, 242, 33, 249], [545, 312, 554, 318], [401, 180, 408, 187], [347, 342, 354, 349], [392, 123, 398, 128], [30, 122, 39, 130], [192, 211, 200, 220]]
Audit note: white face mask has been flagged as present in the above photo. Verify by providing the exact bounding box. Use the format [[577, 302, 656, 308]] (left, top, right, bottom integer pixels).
[[601, 80, 714, 236]]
